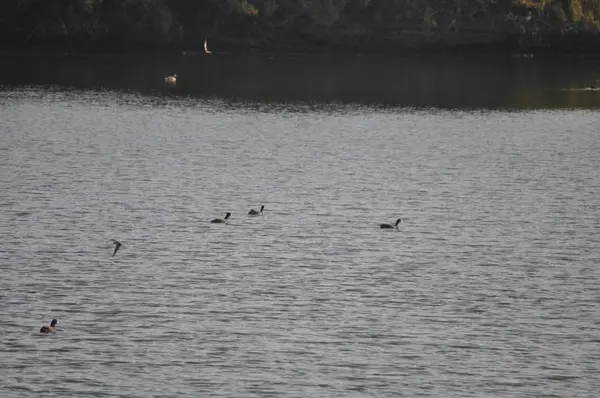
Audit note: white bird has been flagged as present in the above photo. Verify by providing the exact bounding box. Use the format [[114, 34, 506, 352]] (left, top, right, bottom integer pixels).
[[204, 39, 212, 55], [165, 74, 177, 84]]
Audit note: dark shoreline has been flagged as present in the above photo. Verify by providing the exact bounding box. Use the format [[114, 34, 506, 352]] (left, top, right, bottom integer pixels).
[[2, 30, 600, 58], [1, 47, 599, 58], [3, 0, 600, 62]]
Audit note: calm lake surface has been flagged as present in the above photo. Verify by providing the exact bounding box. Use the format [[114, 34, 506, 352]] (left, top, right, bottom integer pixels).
[[1, 55, 599, 397]]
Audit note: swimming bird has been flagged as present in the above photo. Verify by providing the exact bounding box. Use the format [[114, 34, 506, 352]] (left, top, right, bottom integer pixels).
[[204, 39, 212, 55], [380, 218, 402, 229], [248, 205, 264, 216], [111, 239, 123, 256], [211, 212, 231, 223], [40, 319, 58, 333], [165, 74, 177, 84]]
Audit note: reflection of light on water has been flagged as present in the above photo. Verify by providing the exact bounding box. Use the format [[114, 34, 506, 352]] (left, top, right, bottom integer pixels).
[[561, 87, 599, 91]]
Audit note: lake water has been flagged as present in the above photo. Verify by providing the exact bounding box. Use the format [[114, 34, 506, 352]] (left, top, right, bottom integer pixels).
[[0, 55, 599, 397]]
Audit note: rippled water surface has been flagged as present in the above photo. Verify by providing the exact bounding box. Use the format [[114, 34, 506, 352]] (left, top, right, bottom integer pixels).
[[1, 83, 599, 397]]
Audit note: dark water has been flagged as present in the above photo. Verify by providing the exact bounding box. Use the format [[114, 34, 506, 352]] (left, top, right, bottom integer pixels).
[[1, 56, 599, 397], [1, 54, 600, 107]]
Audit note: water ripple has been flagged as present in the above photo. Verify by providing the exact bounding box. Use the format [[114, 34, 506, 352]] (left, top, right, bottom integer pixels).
[[1, 88, 599, 397]]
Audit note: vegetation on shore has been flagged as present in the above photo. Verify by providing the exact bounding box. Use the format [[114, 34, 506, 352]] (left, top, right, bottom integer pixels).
[[1, 0, 599, 54]]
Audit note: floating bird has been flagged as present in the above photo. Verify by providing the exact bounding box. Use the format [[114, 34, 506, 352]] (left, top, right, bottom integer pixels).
[[165, 74, 177, 84], [204, 39, 212, 55], [380, 218, 402, 229], [211, 212, 231, 223], [248, 205, 264, 216], [40, 319, 58, 333], [111, 239, 123, 256]]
